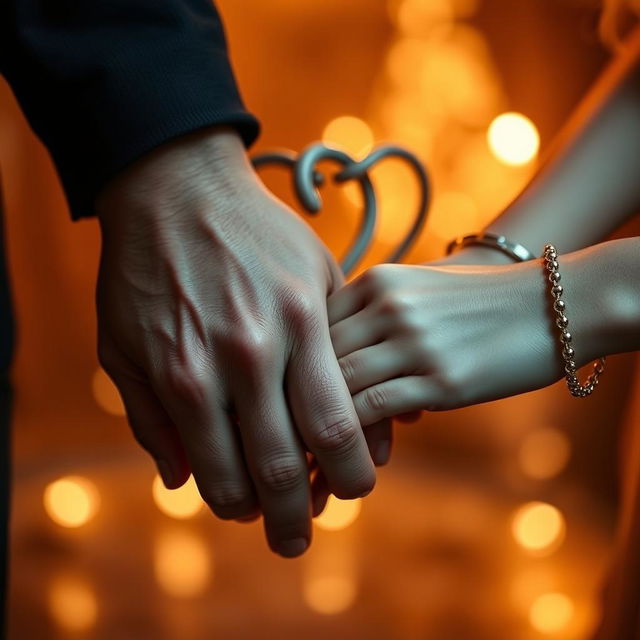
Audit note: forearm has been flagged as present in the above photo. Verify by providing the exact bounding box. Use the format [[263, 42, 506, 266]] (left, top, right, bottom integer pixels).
[[561, 237, 640, 363], [487, 26, 640, 254], [439, 26, 640, 269]]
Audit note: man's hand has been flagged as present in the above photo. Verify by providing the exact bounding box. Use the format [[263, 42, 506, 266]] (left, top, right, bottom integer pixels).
[[95, 127, 378, 557]]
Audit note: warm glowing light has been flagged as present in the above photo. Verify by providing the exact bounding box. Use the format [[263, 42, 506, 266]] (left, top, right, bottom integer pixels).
[[152, 474, 203, 520], [488, 112, 540, 166], [48, 575, 98, 632], [519, 428, 571, 480], [390, 0, 454, 37], [511, 502, 566, 555], [322, 116, 374, 158], [92, 367, 126, 416], [314, 495, 362, 531], [450, 0, 480, 17], [386, 38, 431, 87], [421, 43, 500, 125], [154, 529, 211, 597], [304, 575, 357, 615], [44, 476, 100, 528], [451, 133, 532, 220], [529, 593, 575, 634], [428, 191, 480, 239], [371, 157, 422, 261]]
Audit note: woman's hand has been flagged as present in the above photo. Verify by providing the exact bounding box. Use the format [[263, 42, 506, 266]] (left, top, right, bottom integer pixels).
[[327, 262, 565, 426]]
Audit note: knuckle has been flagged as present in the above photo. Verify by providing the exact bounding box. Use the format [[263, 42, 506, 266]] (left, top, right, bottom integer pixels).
[[310, 416, 359, 453], [431, 366, 466, 407], [228, 327, 276, 368], [256, 455, 306, 493], [282, 292, 319, 327], [361, 264, 391, 293], [364, 386, 388, 415], [200, 482, 253, 519], [161, 361, 208, 406], [377, 293, 411, 319], [338, 356, 356, 385], [415, 336, 436, 363]]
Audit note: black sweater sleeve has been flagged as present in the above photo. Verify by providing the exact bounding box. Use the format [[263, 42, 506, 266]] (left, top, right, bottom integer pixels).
[[0, 0, 260, 220]]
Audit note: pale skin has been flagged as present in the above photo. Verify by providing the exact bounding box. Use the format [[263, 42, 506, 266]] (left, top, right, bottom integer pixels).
[[328, 26, 640, 427], [95, 128, 392, 558]]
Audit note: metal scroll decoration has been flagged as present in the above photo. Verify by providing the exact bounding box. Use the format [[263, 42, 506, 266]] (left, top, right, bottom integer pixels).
[[252, 142, 431, 276]]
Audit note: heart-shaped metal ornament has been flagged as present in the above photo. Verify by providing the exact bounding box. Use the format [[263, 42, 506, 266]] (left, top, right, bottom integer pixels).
[[252, 142, 431, 276]]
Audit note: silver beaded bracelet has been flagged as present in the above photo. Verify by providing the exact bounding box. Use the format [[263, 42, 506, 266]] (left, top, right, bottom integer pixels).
[[542, 244, 606, 398]]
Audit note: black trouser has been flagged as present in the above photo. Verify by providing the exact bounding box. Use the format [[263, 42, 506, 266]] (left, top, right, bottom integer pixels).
[[0, 178, 15, 639]]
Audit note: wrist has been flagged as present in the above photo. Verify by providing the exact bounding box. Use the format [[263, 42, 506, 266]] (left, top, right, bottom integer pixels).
[[428, 245, 517, 267], [96, 125, 256, 228]]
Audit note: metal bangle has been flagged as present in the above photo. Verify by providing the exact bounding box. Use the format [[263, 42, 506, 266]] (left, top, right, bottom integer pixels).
[[446, 232, 536, 262], [542, 244, 606, 398]]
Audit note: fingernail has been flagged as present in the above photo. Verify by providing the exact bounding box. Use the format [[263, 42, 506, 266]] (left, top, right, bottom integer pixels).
[[156, 459, 174, 488], [277, 538, 308, 558], [374, 440, 391, 466]]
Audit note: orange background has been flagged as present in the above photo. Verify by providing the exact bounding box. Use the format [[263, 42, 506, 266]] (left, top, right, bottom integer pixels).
[[1, 1, 639, 638]]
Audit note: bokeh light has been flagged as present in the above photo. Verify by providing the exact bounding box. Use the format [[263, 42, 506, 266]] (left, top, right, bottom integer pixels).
[[519, 428, 572, 480], [152, 474, 204, 520], [322, 116, 374, 158], [529, 592, 575, 634], [92, 367, 126, 417], [314, 495, 362, 531], [487, 112, 540, 166], [48, 575, 98, 632], [511, 502, 566, 556], [154, 529, 211, 597], [43, 476, 100, 528], [303, 575, 358, 615], [451, 133, 531, 219], [419, 32, 502, 126]]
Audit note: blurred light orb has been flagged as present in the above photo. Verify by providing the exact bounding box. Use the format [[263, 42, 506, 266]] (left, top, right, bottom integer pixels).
[[314, 495, 362, 531], [529, 592, 575, 633], [48, 575, 98, 632], [519, 428, 571, 480], [152, 474, 203, 520], [303, 575, 357, 615], [487, 112, 540, 166], [44, 476, 100, 528], [511, 502, 566, 555], [154, 529, 211, 597], [323, 116, 374, 158], [92, 367, 126, 416]]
